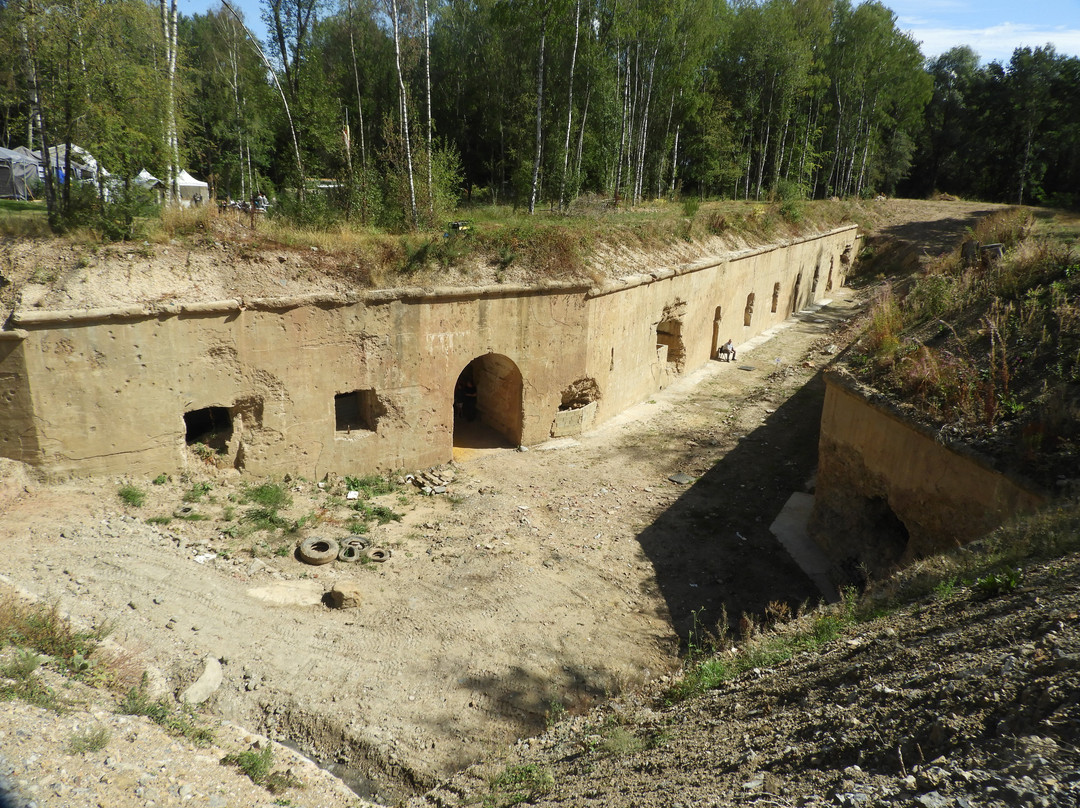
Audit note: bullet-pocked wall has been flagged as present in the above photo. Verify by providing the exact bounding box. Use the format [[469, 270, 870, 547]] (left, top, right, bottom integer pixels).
[[0, 226, 857, 479]]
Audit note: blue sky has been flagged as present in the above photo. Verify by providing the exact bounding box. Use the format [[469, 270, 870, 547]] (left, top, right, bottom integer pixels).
[[183, 0, 1080, 66], [888, 0, 1080, 63]]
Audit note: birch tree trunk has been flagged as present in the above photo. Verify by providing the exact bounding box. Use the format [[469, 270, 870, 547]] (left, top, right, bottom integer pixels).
[[424, 0, 433, 218], [160, 0, 180, 206], [528, 7, 549, 214], [347, 0, 368, 221], [221, 1, 305, 199], [389, 0, 417, 225], [558, 0, 580, 211]]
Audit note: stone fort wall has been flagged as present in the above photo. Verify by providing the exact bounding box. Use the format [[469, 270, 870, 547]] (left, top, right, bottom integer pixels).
[[0, 226, 857, 479]]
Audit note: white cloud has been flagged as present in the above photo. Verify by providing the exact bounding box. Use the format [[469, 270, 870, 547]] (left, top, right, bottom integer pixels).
[[909, 23, 1080, 63]]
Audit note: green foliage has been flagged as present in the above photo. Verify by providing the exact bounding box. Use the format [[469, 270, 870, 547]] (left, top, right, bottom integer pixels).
[[972, 568, 1022, 599], [119, 681, 214, 745], [221, 744, 302, 794], [67, 725, 111, 754], [0, 599, 108, 673], [118, 484, 146, 507], [544, 699, 567, 728], [484, 764, 554, 808], [351, 502, 402, 525], [344, 475, 397, 498], [242, 483, 292, 510], [183, 482, 214, 503], [666, 605, 852, 705], [152, 473, 169, 485], [222, 745, 273, 785], [0, 649, 64, 712]]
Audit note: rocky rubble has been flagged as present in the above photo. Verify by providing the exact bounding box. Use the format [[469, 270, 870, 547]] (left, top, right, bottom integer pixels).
[[412, 554, 1080, 808], [0, 679, 364, 808]]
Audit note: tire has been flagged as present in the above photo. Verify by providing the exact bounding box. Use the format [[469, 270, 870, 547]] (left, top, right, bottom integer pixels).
[[338, 544, 364, 562], [364, 547, 391, 563], [297, 537, 339, 566], [342, 535, 369, 549]]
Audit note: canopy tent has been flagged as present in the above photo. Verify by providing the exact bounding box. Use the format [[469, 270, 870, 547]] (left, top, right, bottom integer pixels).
[[0, 147, 40, 199], [46, 144, 105, 183], [134, 169, 164, 189], [133, 169, 165, 205], [175, 169, 209, 206]]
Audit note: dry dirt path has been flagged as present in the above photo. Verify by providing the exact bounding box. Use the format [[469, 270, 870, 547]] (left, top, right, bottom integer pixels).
[[0, 200, 1005, 805]]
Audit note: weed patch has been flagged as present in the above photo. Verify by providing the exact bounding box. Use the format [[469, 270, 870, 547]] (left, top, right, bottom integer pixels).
[[117, 484, 145, 507], [67, 725, 111, 754], [484, 763, 554, 808], [221, 743, 303, 795], [119, 682, 214, 745]]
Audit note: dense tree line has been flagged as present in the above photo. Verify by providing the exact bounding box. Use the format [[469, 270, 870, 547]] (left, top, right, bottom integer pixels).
[[0, 0, 1076, 233], [902, 45, 1080, 207]]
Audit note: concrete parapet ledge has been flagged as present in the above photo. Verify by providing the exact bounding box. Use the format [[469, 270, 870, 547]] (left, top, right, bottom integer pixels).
[[589, 224, 857, 299]]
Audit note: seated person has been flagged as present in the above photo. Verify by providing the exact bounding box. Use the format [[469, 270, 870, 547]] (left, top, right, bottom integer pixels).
[[718, 339, 736, 361]]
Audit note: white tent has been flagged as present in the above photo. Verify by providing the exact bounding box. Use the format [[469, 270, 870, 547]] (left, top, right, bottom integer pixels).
[[46, 144, 106, 182], [176, 169, 209, 206], [134, 169, 165, 205]]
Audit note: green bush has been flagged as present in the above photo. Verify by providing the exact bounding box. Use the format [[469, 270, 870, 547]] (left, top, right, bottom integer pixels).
[[118, 484, 145, 507]]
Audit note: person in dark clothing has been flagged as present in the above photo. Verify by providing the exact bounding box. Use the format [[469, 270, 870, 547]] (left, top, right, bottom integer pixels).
[[462, 377, 478, 421]]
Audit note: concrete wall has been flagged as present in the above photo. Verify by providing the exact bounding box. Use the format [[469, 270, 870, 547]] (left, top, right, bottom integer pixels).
[[0, 227, 857, 479], [810, 373, 1047, 579]]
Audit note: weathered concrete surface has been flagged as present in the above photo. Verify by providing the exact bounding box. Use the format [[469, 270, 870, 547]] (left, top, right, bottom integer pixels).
[[810, 373, 1047, 579], [0, 227, 857, 478]]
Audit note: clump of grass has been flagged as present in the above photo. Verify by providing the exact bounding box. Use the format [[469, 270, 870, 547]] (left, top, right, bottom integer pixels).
[[351, 502, 402, 525], [243, 482, 292, 510], [343, 474, 398, 498], [484, 763, 554, 808], [598, 724, 646, 756], [241, 482, 293, 532], [972, 567, 1022, 599], [221, 743, 302, 795], [222, 745, 273, 784], [0, 648, 64, 712], [117, 484, 145, 507], [119, 681, 214, 745], [0, 598, 109, 673], [861, 291, 903, 361], [67, 725, 111, 754], [182, 481, 214, 503], [666, 595, 855, 705], [544, 699, 567, 728]]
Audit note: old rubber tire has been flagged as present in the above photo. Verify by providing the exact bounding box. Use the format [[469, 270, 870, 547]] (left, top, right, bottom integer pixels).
[[298, 537, 339, 566], [338, 543, 364, 562], [342, 535, 369, 550], [364, 547, 391, 563]]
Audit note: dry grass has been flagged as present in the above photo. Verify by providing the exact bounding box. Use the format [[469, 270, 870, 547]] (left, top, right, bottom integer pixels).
[[0, 596, 140, 692]]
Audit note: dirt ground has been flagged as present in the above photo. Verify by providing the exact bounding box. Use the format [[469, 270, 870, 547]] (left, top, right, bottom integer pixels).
[[0, 200, 1009, 805]]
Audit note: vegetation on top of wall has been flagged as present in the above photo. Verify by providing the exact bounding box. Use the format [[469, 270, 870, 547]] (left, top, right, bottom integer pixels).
[[844, 208, 1080, 488]]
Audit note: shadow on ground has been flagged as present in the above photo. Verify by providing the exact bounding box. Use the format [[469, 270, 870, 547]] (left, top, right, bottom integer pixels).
[[875, 208, 1000, 258]]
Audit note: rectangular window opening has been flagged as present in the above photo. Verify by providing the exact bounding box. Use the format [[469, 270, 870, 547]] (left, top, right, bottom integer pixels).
[[335, 390, 379, 433]]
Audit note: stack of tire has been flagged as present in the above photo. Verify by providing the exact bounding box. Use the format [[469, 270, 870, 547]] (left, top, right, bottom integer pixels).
[[296, 535, 391, 565]]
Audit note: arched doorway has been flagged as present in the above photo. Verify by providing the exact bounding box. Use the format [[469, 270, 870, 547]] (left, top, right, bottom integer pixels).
[[453, 353, 523, 449]]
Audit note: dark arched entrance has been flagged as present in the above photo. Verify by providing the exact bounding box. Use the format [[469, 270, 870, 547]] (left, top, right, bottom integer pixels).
[[453, 353, 524, 449]]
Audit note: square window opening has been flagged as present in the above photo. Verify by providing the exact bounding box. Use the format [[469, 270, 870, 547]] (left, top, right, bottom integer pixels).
[[336, 390, 379, 433]]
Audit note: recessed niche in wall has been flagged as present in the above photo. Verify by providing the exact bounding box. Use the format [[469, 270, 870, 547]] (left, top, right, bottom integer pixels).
[[184, 406, 232, 453], [335, 389, 383, 434]]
